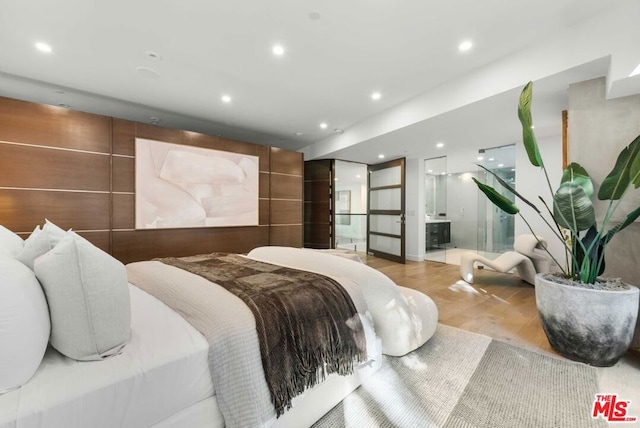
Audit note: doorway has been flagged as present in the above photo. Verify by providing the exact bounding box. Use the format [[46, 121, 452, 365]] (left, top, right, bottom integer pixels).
[[424, 156, 449, 263], [367, 158, 406, 263]]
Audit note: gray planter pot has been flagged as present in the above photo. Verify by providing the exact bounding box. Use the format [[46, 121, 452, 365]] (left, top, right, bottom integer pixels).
[[535, 273, 640, 367]]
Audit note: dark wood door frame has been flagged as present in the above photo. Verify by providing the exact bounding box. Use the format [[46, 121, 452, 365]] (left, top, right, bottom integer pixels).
[[367, 158, 405, 263]]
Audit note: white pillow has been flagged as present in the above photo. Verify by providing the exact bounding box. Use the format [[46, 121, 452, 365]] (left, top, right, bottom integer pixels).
[[34, 233, 131, 361], [0, 257, 51, 393], [0, 225, 24, 258], [16, 221, 68, 270]]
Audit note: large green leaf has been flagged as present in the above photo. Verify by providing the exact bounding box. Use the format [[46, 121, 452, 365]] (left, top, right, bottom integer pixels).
[[517, 82, 543, 167], [631, 137, 640, 188], [598, 135, 640, 200], [561, 162, 593, 198], [553, 182, 595, 232], [472, 178, 520, 215], [604, 205, 640, 243], [574, 225, 605, 280], [477, 164, 540, 213]]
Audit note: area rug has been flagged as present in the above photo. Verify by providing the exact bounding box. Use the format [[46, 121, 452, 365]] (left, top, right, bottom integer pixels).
[[313, 324, 606, 428]]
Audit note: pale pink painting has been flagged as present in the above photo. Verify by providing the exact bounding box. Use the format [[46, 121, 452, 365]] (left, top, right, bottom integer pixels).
[[135, 138, 259, 229]]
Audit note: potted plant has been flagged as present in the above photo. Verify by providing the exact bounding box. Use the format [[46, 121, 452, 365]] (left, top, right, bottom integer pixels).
[[473, 81, 640, 367]]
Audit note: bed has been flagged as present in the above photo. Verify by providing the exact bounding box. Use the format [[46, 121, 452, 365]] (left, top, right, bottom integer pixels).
[[0, 240, 438, 428]]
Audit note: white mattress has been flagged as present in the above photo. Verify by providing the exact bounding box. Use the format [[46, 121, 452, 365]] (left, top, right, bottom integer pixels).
[[0, 284, 215, 428]]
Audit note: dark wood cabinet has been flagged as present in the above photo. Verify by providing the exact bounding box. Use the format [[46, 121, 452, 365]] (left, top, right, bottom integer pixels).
[[425, 221, 450, 250]]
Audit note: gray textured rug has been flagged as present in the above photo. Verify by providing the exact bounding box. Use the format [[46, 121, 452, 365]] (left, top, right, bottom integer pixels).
[[313, 324, 606, 428]]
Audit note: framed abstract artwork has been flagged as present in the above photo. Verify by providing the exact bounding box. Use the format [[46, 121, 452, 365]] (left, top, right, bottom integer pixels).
[[135, 138, 259, 229]]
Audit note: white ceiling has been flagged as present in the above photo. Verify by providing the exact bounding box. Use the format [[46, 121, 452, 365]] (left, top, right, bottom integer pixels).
[[1, 0, 638, 162]]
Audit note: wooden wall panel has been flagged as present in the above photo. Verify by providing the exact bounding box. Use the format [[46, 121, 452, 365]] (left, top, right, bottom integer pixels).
[[270, 147, 303, 175], [259, 200, 270, 225], [268, 147, 303, 247], [112, 227, 269, 264], [0, 144, 110, 191], [270, 225, 302, 247], [259, 172, 270, 198], [135, 123, 184, 146], [304, 202, 331, 223], [303, 159, 331, 181], [271, 200, 303, 225], [303, 160, 333, 249], [0, 96, 111, 153], [0, 189, 110, 233], [271, 174, 303, 200], [112, 193, 134, 230], [112, 156, 135, 193], [304, 181, 330, 202], [0, 96, 304, 261], [304, 224, 331, 249], [112, 119, 136, 156]]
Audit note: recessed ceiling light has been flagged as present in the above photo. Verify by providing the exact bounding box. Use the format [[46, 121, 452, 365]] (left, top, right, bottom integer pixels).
[[145, 50, 162, 60], [319, 122, 328, 129], [428, 169, 433, 173], [272, 44, 285, 56], [356, 175, 361, 178], [371, 92, 381, 100], [35, 42, 52, 53], [295, 132, 304, 136], [221, 95, 232, 103], [488, 158, 495, 161], [498, 163, 504, 167], [441, 172, 446, 175], [477, 156, 484, 161], [436, 142, 444, 148], [378, 154, 385, 159], [458, 40, 473, 52]]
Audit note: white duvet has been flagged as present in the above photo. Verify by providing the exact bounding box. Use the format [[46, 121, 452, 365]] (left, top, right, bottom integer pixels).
[[247, 247, 439, 357]]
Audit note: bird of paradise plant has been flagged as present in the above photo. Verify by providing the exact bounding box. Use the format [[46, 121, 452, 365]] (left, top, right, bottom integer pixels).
[[473, 81, 640, 284]]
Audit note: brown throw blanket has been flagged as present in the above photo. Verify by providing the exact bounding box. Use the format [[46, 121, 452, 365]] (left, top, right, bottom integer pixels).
[[157, 253, 367, 416]]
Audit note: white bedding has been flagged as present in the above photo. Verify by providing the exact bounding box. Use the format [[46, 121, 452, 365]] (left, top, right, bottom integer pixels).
[[0, 285, 215, 428], [0, 246, 436, 428], [126, 256, 379, 428]]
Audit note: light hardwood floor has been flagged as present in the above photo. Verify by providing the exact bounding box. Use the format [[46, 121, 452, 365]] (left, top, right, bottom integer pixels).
[[360, 254, 559, 356], [360, 254, 640, 418]]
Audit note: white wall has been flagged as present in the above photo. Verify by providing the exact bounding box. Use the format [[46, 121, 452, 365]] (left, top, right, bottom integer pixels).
[[406, 158, 425, 261], [514, 135, 565, 270], [568, 77, 640, 284]]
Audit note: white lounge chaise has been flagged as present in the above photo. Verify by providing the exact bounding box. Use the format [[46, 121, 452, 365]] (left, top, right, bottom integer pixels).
[[459, 235, 549, 285]]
